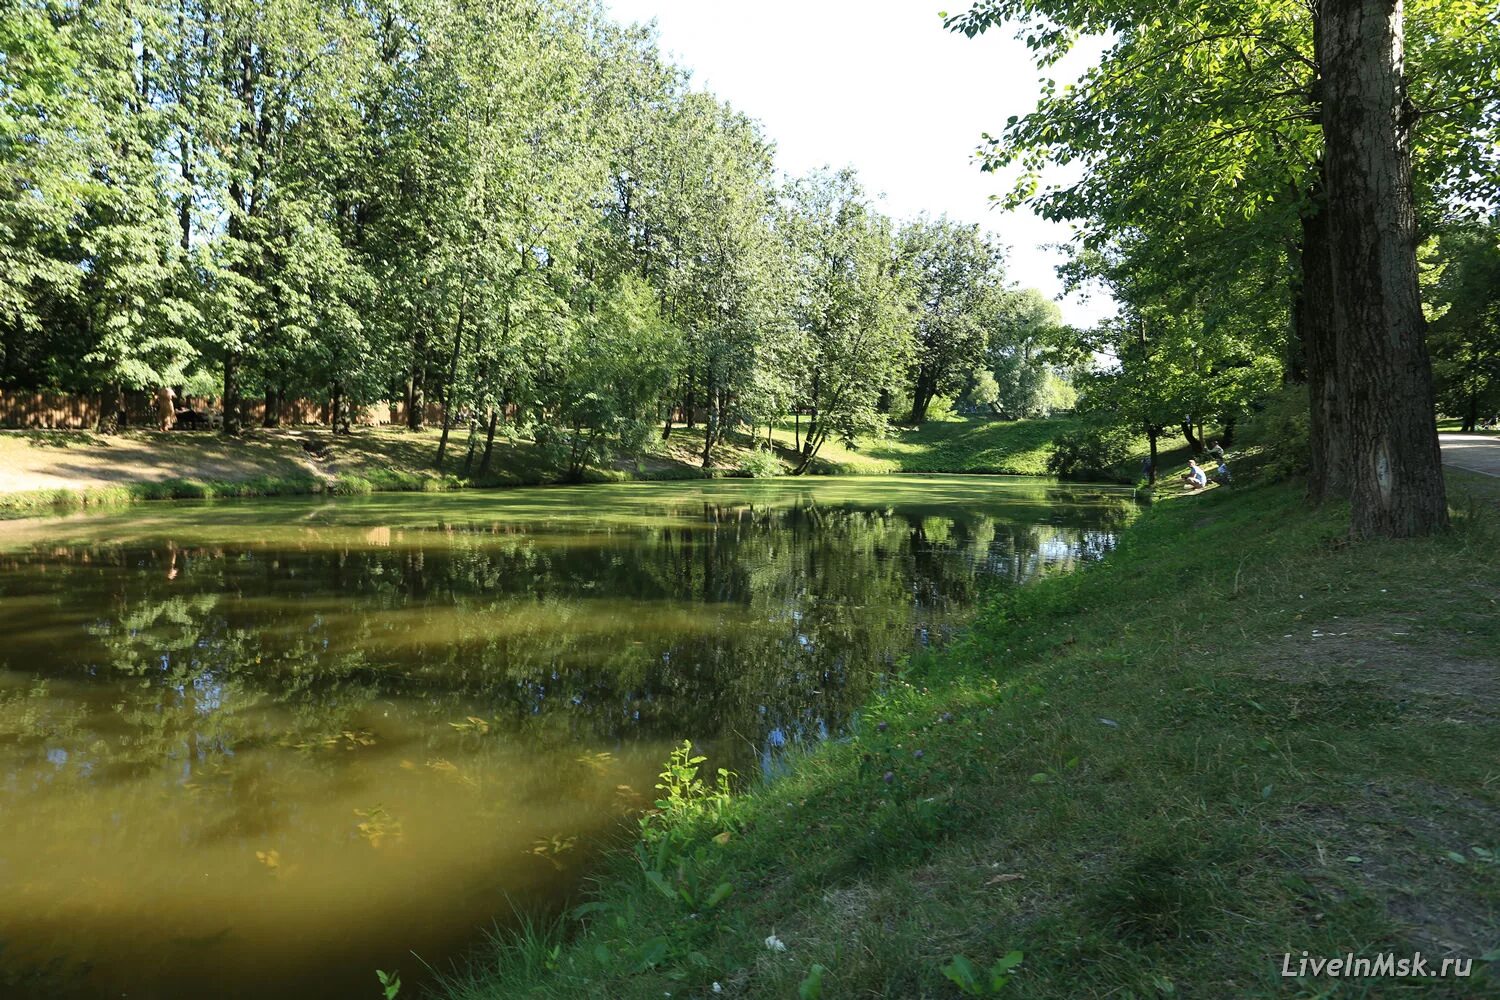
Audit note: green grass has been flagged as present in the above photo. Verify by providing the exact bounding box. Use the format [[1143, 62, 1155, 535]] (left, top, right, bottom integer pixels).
[[1439, 419, 1500, 436], [766, 415, 1208, 484], [435, 475, 1500, 999], [865, 415, 1086, 475], [764, 415, 1083, 477]]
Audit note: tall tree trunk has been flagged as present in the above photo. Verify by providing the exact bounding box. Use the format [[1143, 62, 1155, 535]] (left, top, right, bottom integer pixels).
[[1320, 0, 1447, 537], [435, 305, 465, 468], [461, 419, 478, 477], [1299, 199, 1348, 501], [910, 370, 935, 423], [479, 407, 499, 476], [1462, 393, 1477, 433], [700, 387, 715, 469], [222, 351, 241, 436], [1147, 427, 1159, 485], [1180, 421, 1203, 454], [263, 386, 278, 428], [408, 320, 426, 430]]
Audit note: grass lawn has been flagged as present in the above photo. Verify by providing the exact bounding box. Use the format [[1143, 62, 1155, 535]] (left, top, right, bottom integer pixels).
[[1438, 418, 1500, 436], [767, 415, 1158, 479], [438, 473, 1500, 999], [864, 415, 1085, 475]]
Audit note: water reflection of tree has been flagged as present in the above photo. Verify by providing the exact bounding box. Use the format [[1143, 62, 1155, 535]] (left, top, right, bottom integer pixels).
[[0, 491, 1135, 780]]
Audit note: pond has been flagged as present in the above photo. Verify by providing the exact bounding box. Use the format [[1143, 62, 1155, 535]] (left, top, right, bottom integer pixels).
[[0, 475, 1135, 998]]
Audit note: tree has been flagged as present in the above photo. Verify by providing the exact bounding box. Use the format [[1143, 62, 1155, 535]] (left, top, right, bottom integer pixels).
[[540, 275, 681, 480], [897, 216, 1006, 422], [782, 169, 914, 473], [1427, 218, 1500, 430], [948, 0, 1497, 535], [1317, 0, 1447, 536], [0, 0, 96, 386], [984, 287, 1064, 419]]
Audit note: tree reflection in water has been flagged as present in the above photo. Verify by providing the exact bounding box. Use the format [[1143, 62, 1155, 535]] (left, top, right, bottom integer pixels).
[[0, 476, 1134, 998]]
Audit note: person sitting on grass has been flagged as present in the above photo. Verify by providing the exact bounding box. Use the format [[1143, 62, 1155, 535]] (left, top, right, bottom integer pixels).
[[1181, 459, 1208, 490], [1214, 460, 1232, 485]]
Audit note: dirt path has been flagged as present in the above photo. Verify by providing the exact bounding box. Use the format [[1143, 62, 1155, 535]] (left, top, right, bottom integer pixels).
[[0, 430, 326, 494], [1440, 433, 1500, 478]]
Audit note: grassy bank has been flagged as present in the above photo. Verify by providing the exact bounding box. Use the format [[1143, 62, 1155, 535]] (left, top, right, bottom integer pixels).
[[764, 415, 1099, 476], [0, 426, 770, 517], [1, 417, 1125, 517], [767, 415, 1203, 482], [437, 474, 1499, 999]]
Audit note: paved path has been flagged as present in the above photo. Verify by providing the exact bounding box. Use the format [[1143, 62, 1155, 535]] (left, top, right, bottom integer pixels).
[[1440, 434, 1500, 477]]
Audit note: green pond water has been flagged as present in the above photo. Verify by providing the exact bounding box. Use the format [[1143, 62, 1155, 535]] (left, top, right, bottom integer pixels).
[[0, 475, 1135, 998]]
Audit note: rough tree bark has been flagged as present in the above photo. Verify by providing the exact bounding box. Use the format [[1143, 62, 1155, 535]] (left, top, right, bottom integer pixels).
[[1297, 196, 1349, 502], [222, 351, 241, 435], [1319, 0, 1447, 537], [910, 368, 936, 424]]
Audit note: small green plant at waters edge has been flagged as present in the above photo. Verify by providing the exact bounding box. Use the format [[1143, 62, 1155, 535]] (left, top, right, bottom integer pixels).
[[941, 951, 1023, 996], [797, 963, 827, 999], [375, 968, 400, 999]]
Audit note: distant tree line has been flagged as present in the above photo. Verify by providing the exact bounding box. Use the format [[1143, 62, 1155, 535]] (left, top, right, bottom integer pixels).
[[0, 0, 1072, 473]]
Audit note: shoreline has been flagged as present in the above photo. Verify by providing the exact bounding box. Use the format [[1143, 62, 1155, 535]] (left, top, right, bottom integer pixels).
[[0, 418, 1141, 519], [433, 473, 1499, 998]]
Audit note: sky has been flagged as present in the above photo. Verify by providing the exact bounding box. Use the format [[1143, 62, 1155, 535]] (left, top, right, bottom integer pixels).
[[602, 0, 1115, 327]]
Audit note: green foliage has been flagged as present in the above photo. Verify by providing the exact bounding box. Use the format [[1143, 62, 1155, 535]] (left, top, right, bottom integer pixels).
[[941, 951, 1023, 996], [737, 448, 784, 479], [897, 216, 1006, 422], [1045, 424, 1137, 480], [375, 968, 401, 999], [1427, 218, 1500, 429], [969, 369, 1001, 413], [646, 741, 734, 836], [797, 963, 827, 999], [1242, 384, 1311, 482], [984, 288, 1068, 420], [782, 169, 915, 473]]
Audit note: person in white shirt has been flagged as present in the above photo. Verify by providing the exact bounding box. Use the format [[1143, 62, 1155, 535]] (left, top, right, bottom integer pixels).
[[1180, 459, 1208, 490]]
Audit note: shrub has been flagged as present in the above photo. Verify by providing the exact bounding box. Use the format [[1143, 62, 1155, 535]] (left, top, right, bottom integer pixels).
[[1046, 425, 1136, 481], [737, 448, 784, 479], [331, 473, 375, 495], [1242, 384, 1309, 482]]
